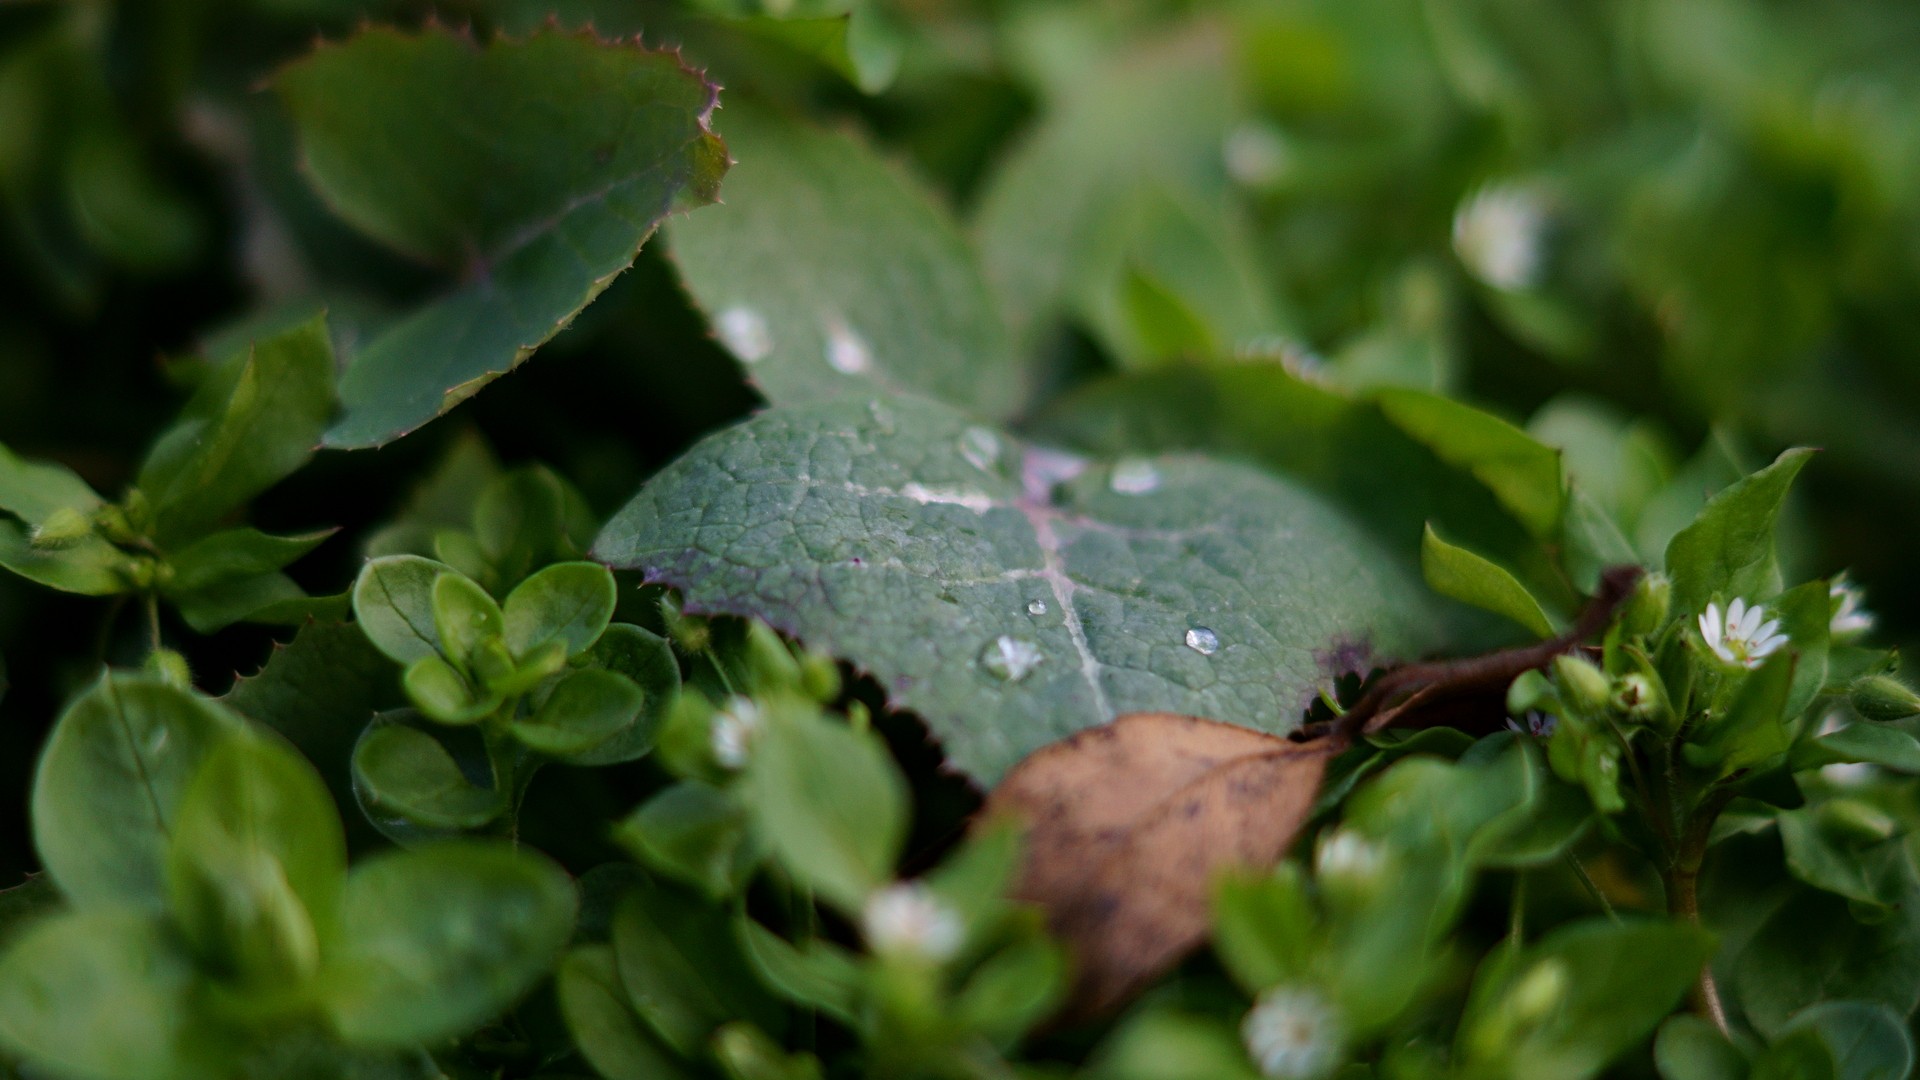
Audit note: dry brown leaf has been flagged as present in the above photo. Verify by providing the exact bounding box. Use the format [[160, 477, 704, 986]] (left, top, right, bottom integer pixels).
[[978, 712, 1335, 1020]]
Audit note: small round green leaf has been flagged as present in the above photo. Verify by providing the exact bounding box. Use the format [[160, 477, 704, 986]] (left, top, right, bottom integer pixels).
[[322, 841, 577, 1048], [352, 556, 454, 664], [430, 571, 503, 668], [610, 881, 783, 1057], [31, 674, 249, 911], [511, 668, 643, 759], [502, 561, 616, 660], [568, 623, 681, 766], [556, 945, 698, 1080], [351, 721, 505, 831], [402, 654, 498, 725]]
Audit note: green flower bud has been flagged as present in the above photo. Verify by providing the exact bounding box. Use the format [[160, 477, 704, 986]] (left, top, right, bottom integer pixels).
[[1621, 572, 1671, 637], [660, 594, 711, 654], [1507, 669, 1554, 716], [1612, 672, 1661, 720], [30, 506, 92, 548], [1851, 675, 1920, 723], [1553, 655, 1612, 714], [94, 503, 141, 546], [144, 648, 193, 690]]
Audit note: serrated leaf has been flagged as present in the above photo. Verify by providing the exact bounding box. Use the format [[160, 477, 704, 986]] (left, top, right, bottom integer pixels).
[[279, 28, 727, 448], [667, 103, 1026, 419], [594, 395, 1449, 782]]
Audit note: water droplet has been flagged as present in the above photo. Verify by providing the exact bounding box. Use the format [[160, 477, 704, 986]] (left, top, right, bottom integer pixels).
[[1185, 626, 1220, 655], [960, 426, 1002, 472], [980, 636, 1044, 682], [714, 306, 772, 362], [1110, 459, 1161, 495], [824, 315, 872, 374], [1026, 600, 1048, 616]]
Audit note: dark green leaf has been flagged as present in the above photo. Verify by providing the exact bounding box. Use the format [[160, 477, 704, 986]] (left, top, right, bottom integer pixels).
[[556, 945, 698, 1080], [322, 841, 576, 1047], [1376, 388, 1565, 541], [512, 668, 644, 758], [1781, 1001, 1913, 1080], [615, 781, 759, 900], [279, 28, 727, 448], [31, 674, 248, 910], [162, 527, 333, 595], [668, 103, 1026, 418], [1734, 879, 1920, 1037], [351, 720, 504, 831], [593, 395, 1450, 782], [503, 561, 617, 661], [1654, 1015, 1748, 1080], [135, 315, 335, 544], [571, 623, 681, 766], [1664, 449, 1815, 616], [737, 918, 861, 1024], [610, 880, 782, 1057]]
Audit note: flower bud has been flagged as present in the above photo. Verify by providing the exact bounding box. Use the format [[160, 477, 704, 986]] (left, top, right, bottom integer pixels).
[[1621, 572, 1671, 637], [1553, 655, 1612, 714], [144, 648, 193, 690], [30, 507, 92, 548], [660, 594, 711, 654], [1612, 672, 1661, 720], [1851, 675, 1920, 723]]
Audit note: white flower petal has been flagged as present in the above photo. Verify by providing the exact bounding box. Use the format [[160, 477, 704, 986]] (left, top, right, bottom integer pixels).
[[1727, 598, 1748, 631], [1700, 606, 1722, 649]]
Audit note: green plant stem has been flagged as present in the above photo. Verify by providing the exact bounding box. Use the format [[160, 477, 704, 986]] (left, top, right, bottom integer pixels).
[[145, 592, 162, 654]]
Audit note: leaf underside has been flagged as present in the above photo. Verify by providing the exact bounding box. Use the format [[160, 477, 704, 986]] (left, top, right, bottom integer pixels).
[[593, 394, 1450, 783]]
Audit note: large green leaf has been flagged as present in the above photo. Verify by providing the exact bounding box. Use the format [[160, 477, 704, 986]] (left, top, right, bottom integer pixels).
[[1664, 448, 1814, 615], [31, 675, 249, 911], [667, 103, 1026, 419], [279, 28, 727, 448], [594, 395, 1450, 782], [321, 841, 577, 1047]]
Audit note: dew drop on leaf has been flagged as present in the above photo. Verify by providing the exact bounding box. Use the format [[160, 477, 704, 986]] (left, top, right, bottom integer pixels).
[[1184, 626, 1219, 655], [980, 635, 1044, 682], [1027, 600, 1049, 616], [1110, 459, 1161, 495], [715, 306, 772, 362], [824, 315, 872, 374]]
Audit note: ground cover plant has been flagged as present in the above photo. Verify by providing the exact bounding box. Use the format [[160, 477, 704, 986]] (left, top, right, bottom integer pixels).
[[3, 0, 1920, 1077]]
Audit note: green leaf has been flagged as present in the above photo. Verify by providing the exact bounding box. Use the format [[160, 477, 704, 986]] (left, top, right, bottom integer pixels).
[[351, 720, 505, 831], [741, 698, 907, 912], [610, 880, 783, 1057], [1655, 1015, 1748, 1080], [321, 841, 577, 1047], [430, 571, 503, 668], [473, 465, 597, 589], [713, 1021, 827, 1080], [736, 918, 861, 1024], [503, 561, 617, 661], [352, 555, 453, 665], [278, 28, 727, 448], [1422, 524, 1558, 638], [1781, 1001, 1913, 1080], [615, 781, 759, 900], [511, 668, 644, 758], [556, 945, 698, 1080], [0, 442, 103, 525], [0, 910, 212, 1080], [1458, 917, 1715, 1079], [0, 519, 131, 595], [31, 674, 248, 911], [135, 315, 335, 544], [1777, 805, 1911, 910], [1376, 388, 1565, 541], [668, 102, 1026, 419], [1664, 449, 1815, 616], [571, 623, 681, 766], [166, 734, 345, 985], [168, 571, 309, 634], [1733, 877, 1920, 1037], [593, 395, 1450, 782], [1794, 723, 1920, 774], [1685, 651, 1796, 779], [162, 527, 333, 595], [402, 653, 498, 725], [1091, 1009, 1264, 1080], [1772, 580, 1832, 721]]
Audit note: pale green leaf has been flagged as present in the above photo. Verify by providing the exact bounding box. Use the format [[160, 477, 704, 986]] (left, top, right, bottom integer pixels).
[[1422, 524, 1558, 638]]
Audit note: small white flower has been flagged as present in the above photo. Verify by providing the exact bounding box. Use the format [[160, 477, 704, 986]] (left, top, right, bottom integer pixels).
[[1452, 183, 1549, 291], [1830, 576, 1874, 640], [1698, 598, 1790, 670], [1242, 986, 1345, 1080], [709, 697, 763, 770], [1222, 122, 1294, 189], [1314, 829, 1384, 886], [862, 883, 964, 961]]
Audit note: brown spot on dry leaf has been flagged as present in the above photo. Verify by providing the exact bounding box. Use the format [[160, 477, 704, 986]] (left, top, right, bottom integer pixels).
[[978, 712, 1334, 1020]]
